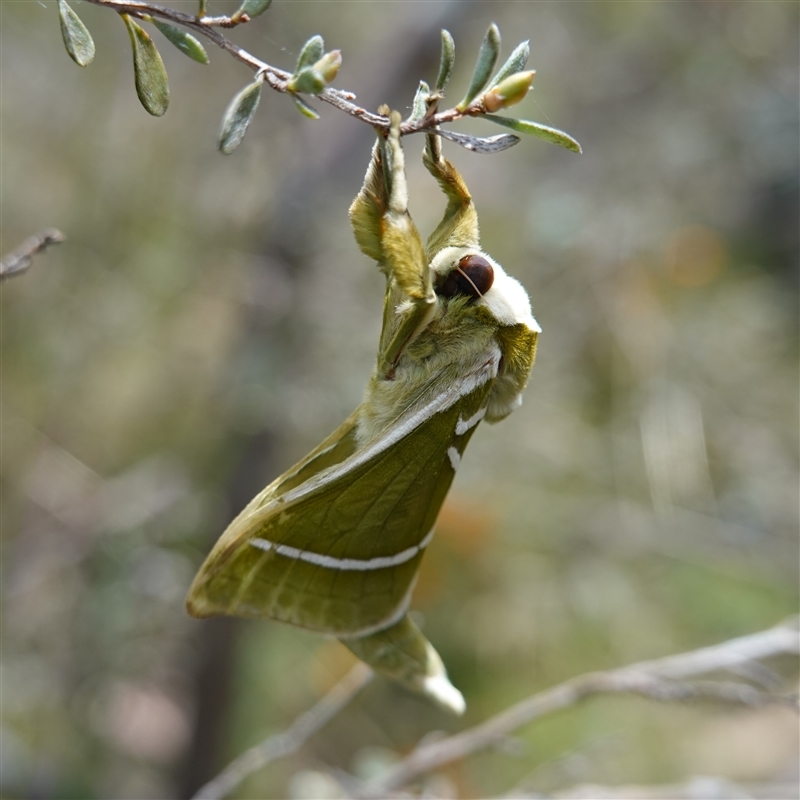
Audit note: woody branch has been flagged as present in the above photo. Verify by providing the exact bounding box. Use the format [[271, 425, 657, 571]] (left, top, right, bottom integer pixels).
[[82, 0, 481, 134]]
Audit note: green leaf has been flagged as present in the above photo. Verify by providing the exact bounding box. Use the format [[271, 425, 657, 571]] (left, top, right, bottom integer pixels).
[[483, 114, 582, 153], [152, 19, 209, 64], [236, 0, 272, 18], [435, 29, 455, 92], [410, 80, 431, 122], [295, 34, 324, 72], [487, 40, 530, 90], [122, 15, 169, 116], [58, 0, 95, 67], [218, 77, 264, 154], [198, 0, 208, 16], [457, 23, 500, 111], [291, 94, 319, 120]]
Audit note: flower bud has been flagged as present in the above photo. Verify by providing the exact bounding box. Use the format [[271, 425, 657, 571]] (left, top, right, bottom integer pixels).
[[481, 70, 535, 112]]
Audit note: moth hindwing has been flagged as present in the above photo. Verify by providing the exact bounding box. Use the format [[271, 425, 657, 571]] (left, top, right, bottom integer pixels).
[[187, 112, 540, 714]]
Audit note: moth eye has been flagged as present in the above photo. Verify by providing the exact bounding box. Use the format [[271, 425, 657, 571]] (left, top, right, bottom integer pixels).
[[437, 254, 495, 300]]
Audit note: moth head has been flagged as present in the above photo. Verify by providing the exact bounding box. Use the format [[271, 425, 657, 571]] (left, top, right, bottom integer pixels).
[[431, 246, 540, 332], [435, 254, 495, 301]]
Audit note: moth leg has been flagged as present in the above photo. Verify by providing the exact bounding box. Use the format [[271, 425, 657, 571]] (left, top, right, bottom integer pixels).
[[340, 614, 465, 714], [422, 131, 480, 257], [376, 112, 437, 377], [349, 139, 385, 264]]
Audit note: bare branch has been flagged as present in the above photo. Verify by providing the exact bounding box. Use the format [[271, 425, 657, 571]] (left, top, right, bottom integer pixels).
[[364, 617, 800, 795], [191, 663, 374, 800], [506, 778, 800, 799], [616, 616, 800, 680], [0, 228, 65, 281]]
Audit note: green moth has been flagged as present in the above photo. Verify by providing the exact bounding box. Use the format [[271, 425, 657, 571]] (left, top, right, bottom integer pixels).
[[186, 112, 539, 714]]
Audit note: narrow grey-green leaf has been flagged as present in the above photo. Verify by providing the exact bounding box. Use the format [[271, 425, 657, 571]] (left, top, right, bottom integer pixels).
[[122, 15, 169, 116], [291, 94, 319, 120], [237, 0, 272, 19], [487, 40, 529, 90], [483, 114, 582, 153], [152, 19, 209, 64], [435, 29, 455, 92], [410, 80, 431, 122], [58, 0, 95, 67], [295, 34, 324, 72], [435, 128, 519, 154], [218, 77, 263, 154], [456, 23, 500, 111]]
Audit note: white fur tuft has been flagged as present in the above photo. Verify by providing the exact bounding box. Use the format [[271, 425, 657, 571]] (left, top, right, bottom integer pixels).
[[430, 246, 540, 332]]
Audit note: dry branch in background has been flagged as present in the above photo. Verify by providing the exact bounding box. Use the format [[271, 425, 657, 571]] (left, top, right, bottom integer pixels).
[[364, 616, 799, 796], [0, 229, 65, 281], [193, 616, 800, 799], [191, 663, 373, 800], [505, 777, 800, 799]]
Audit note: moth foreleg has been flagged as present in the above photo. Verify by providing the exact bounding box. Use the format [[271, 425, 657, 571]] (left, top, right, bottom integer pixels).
[[423, 132, 481, 256], [349, 140, 387, 264], [376, 113, 437, 376], [380, 112, 434, 302]]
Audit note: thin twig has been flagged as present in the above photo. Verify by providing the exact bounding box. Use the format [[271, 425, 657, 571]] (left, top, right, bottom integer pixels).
[[191, 662, 374, 800], [363, 617, 800, 795], [615, 616, 800, 680], [0, 228, 65, 281], [82, 0, 480, 135], [506, 778, 800, 799]]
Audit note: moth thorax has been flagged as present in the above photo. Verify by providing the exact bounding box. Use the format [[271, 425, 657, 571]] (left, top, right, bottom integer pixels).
[[436, 254, 494, 301]]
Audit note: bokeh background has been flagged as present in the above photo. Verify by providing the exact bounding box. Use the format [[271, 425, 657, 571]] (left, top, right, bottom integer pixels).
[[2, 1, 798, 798]]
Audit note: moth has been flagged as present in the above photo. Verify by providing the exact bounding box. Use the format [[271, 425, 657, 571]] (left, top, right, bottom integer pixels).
[[186, 112, 539, 714]]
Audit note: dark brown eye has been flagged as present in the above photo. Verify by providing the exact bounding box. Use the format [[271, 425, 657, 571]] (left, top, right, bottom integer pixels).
[[437, 254, 494, 300]]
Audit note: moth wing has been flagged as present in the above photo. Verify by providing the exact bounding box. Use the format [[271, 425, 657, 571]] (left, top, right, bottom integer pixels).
[[217, 408, 362, 529], [186, 375, 494, 636]]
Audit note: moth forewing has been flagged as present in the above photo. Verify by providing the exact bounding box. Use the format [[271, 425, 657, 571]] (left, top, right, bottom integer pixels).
[[185, 410, 361, 618], [186, 358, 497, 634]]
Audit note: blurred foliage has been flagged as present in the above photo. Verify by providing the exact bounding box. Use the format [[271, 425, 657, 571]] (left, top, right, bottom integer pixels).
[[1, 2, 798, 798]]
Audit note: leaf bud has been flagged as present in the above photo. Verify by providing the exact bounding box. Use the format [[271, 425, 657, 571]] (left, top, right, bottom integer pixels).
[[481, 70, 535, 112], [287, 66, 325, 95], [312, 50, 342, 84]]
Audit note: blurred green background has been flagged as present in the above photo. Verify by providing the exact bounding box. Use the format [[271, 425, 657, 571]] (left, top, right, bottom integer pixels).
[[2, 1, 798, 798]]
